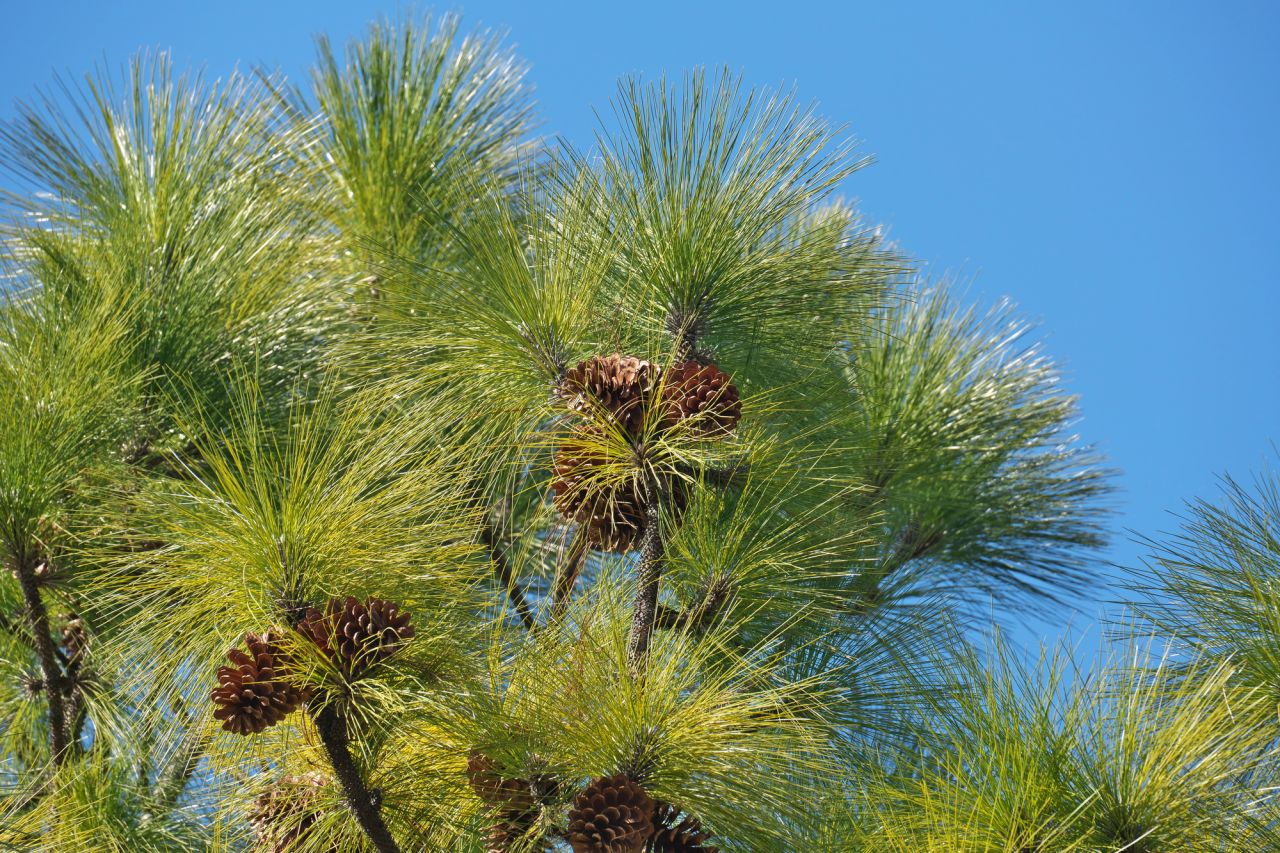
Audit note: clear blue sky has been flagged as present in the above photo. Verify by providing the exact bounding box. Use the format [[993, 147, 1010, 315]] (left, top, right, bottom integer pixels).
[[3, 1, 1277, 646]]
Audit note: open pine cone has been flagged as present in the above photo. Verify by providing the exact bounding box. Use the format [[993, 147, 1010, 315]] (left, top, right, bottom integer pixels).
[[298, 596, 414, 676], [567, 774, 655, 853], [660, 361, 740, 436], [248, 772, 335, 853], [558, 354, 660, 436], [211, 632, 306, 735], [59, 613, 89, 666], [550, 438, 647, 553], [468, 751, 555, 852], [648, 803, 718, 853], [468, 751, 537, 812]]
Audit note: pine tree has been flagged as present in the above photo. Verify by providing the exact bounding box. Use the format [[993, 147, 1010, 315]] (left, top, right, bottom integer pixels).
[[0, 11, 1271, 853]]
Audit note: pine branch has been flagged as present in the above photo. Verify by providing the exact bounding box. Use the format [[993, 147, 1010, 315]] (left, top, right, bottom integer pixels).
[[152, 731, 209, 811], [481, 524, 535, 630], [549, 528, 589, 622], [11, 550, 70, 764], [675, 460, 749, 488], [654, 578, 731, 633], [313, 703, 401, 853], [627, 492, 666, 670]]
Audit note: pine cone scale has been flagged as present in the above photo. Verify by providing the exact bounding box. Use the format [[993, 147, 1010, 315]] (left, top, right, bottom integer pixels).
[[567, 774, 655, 853], [298, 595, 414, 677], [210, 632, 305, 736]]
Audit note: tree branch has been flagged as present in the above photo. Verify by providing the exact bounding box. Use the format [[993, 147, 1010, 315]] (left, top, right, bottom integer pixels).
[[480, 524, 534, 631], [549, 528, 589, 623], [675, 460, 749, 488], [153, 730, 209, 811], [11, 550, 69, 764], [627, 494, 666, 670], [654, 578, 731, 633], [852, 522, 944, 613], [313, 703, 401, 853]]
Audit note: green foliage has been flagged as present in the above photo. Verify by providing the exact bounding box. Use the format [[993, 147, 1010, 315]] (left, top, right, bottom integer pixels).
[[843, 640, 1279, 851], [9, 11, 1273, 853], [1131, 465, 1280, 709], [282, 11, 534, 274], [0, 53, 339, 442], [843, 286, 1112, 615]]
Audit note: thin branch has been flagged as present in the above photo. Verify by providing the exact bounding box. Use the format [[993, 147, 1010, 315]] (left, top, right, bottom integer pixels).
[[66, 683, 87, 755], [675, 460, 749, 489], [153, 730, 209, 811], [11, 550, 69, 764], [480, 524, 535, 631], [313, 703, 402, 853], [654, 578, 731, 633], [852, 522, 944, 613], [653, 604, 683, 631], [549, 528, 589, 623]]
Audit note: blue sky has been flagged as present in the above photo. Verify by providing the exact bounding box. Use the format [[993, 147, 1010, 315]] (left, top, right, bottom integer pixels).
[[2, 1, 1277, 647]]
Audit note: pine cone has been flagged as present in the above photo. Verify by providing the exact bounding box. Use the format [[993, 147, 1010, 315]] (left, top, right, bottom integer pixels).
[[551, 439, 647, 553], [648, 803, 718, 853], [468, 751, 536, 812], [469, 752, 551, 852], [661, 361, 740, 436], [551, 432, 691, 553], [59, 613, 88, 666], [211, 632, 306, 735], [298, 596, 414, 676], [567, 774, 655, 853], [248, 772, 334, 853], [559, 355, 660, 435]]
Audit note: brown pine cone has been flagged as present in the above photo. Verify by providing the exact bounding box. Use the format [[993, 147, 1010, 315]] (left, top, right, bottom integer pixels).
[[468, 751, 536, 812], [558, 355, 660, 436], [469, 752, 551, 852], [298, 596, 414, 676], [648, 803, 718, 853], [660, 361, 741, 436], [248, 771, 334, 853], [59, 613, 88, 666], [211, 632, 306, 735], [550, 439, 647, 553], [567, 774, 655, 853]]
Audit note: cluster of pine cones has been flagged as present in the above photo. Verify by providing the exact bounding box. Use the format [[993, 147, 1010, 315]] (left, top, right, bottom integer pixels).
[[469, 756, 717, 853], [248, 771, 336, 853], [210, 596, 413, 735], [551, 354, 741, 552]]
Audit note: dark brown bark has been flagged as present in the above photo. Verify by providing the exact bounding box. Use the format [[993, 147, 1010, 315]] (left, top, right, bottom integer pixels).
[[626, 499, 666, 670], [313, 703, 401, 853], [12, 551, 70, 764]]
